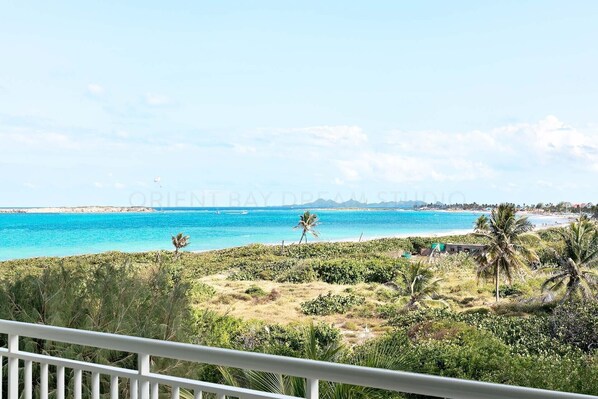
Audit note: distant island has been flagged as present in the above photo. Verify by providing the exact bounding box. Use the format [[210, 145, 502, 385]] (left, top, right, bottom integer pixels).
[[291, 198, 426, 209], [0, 206, 154, 214]]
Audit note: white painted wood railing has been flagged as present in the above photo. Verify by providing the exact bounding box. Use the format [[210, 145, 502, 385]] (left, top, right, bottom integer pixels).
[[0, 319, 595, 399]]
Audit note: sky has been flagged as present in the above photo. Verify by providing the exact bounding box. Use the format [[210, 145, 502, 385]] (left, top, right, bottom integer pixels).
[[1, 1, 598, 207]]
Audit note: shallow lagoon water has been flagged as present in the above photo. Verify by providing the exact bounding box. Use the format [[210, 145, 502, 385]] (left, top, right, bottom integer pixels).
[[0, 209, 566, 260]]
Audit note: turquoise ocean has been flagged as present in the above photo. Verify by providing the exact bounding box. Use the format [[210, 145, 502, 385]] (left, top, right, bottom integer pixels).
[[0, 209, 566, 261]]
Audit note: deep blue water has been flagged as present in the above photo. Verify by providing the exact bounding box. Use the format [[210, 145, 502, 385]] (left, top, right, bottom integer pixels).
[[0, 209, 565, 260]]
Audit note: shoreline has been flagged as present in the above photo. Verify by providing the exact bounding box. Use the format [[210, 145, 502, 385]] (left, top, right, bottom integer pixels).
[[191, 215, 573, 253], [0, 212, 574, 261]]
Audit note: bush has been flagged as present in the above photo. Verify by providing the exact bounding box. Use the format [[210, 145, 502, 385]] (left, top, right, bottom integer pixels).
[[551, 301, 598, 352], [245, 285, 267, 296], [277, 262, 318, 283], [432, 252, 476, 272], [228, 259, 297, 281], [233, 322, 342, 356], [385, 308, 579, 357], [365, 260, 406, 283], [313, 259, 367, 284], [492, 285, 523, 298], [300, 292, 365, 315]]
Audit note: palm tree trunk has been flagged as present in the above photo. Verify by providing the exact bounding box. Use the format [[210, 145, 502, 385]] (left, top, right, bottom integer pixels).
[[495, 265, 500, 303], [299, 231, 305, 244]]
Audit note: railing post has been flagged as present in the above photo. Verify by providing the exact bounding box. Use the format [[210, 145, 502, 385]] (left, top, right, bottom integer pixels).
[[57, 366, 65, 399], [0, 355, 3, 399], [74, 369, 83, 399], [24, 360, 33, 399], [40, 363, 49, 399], [138, 353, 150, 399], [306, 378, 319, 399], [7, 334, 19, 399]]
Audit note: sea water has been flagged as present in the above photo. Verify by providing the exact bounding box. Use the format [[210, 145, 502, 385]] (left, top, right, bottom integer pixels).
[[0, 209, 566, 260]]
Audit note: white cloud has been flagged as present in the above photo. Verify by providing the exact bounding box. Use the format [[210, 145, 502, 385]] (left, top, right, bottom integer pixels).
[[232, 144, 257, 154], [2, 114, 597, 204], [145, 93, 173, 107], [295, 125, 368, 147], [255, 125, 368, 148], [374, 116, 598, 181], [87, 83, 104, 96], [0, 131, 80, 150]]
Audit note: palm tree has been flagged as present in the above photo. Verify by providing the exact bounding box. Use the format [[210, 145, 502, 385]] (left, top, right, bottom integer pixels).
[[541, 218, 598, 302], [398, 262, 443, 309], [171, 233, 190, 258], [474, 214, 489, 232], [474, 203, 539, 302], [217, 324, 344, 398], [216, 324, 411, 399], [295, 211, 319, 244]]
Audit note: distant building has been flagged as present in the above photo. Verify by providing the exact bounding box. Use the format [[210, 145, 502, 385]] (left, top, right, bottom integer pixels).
[[419, 242, 486, 256], [445, 243, 486, 254]]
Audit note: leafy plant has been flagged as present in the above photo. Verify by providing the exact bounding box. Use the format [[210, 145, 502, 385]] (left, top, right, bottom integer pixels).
[[492, 285, 523, 298], [541, 218, 598, 302], [277, 262, 318, 283], [295, 211, 319, 244], [245, 285, 267, 297], [300, 293, 365, 315], [398, 262, 443, 310], [172, 233, 190, 258], [474, 203, 539, 302], [550, 301, 598, 352]]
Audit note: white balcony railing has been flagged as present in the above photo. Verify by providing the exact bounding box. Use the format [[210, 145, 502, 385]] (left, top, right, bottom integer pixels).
[[0, 319, 594, 399]]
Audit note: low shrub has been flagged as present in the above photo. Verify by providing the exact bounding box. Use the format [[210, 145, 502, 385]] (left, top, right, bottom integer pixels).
[[233, 322, 341, 356], [300, 292, 365, 315], [277, 262, 318, 283], [385, 308, 581, 357], [313, 259, 368, 284], [228, 259, 297, 281], [365, 260, 406, 283], [551, 301, 598, 352], [408, 236, 433, 253], [245, 285, 267, 297], [189, 282, 217, 303], [432, 252, 476, 272], [493, 284, 523, 298]]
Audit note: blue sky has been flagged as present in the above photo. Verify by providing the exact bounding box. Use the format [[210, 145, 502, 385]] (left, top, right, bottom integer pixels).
[[1, 1, 598, 207]]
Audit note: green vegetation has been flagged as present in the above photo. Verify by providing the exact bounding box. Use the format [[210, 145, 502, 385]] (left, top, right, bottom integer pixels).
[[473, 214, 489, 232], [474, 203, 539, 302], [398, 262, 443, 309], [541, 217, 598, 302], [295, 210, 319, 244], [172, 232, 190, 258], [245, 285, 267, 297], [300, 292, 365, 315], [0, 210, 597, 396]]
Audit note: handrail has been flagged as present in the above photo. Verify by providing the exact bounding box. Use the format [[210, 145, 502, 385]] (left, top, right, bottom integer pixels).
[[0, 319, 595, 399]]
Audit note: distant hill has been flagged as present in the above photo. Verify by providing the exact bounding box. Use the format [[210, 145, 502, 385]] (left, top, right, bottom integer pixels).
[[292, 198, 426, 209]]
